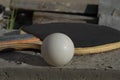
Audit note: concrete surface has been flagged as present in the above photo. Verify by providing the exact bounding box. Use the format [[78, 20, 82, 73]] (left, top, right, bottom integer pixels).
[[99, 15, 120, 31], [98, 0, 120, 31], [0, 0, 10, 7], [98, 0, 120, 15], [0, 49, 120, 80]]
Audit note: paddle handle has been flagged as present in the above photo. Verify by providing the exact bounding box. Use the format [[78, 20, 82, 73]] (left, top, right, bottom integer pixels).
[[0, 43, 41, 51], [0, 37, 41, 51]]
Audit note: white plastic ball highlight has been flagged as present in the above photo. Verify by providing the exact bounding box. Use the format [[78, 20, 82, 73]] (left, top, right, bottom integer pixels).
[[41, 33, 74, 66]]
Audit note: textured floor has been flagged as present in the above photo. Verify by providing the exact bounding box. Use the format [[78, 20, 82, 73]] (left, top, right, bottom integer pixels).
[[0, 50, 120, 80], [0, 49, 120, 70]]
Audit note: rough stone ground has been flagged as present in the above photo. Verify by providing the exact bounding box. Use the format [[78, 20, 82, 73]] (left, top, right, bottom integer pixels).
[[0, 26, 120, 80], [0, 49, 120, 69], [98, 0, 120, 31], [0, 50, 120, 80]]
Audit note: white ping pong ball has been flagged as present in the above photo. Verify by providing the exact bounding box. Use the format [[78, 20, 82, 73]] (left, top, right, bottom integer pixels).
[[41, 33, 74, 66]]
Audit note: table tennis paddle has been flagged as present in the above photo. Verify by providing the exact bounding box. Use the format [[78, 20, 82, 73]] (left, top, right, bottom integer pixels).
[[0, 34, 41, 51], [22, 23, 120, 54], [0, 23, 120, 55]]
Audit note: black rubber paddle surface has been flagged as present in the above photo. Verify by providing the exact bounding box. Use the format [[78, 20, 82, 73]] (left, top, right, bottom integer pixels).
[[22, 23, 120, 47]]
